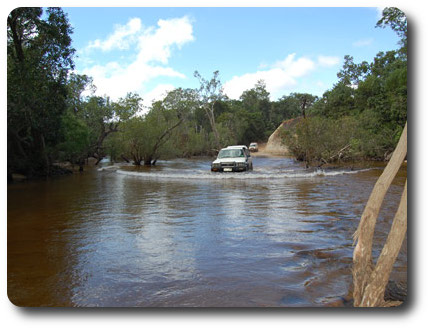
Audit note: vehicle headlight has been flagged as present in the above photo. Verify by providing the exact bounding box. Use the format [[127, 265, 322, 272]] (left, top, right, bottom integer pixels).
[[236, 162, 246, 167]]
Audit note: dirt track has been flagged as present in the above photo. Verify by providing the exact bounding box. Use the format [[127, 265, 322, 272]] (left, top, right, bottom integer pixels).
[[251, 143, 288, 158]]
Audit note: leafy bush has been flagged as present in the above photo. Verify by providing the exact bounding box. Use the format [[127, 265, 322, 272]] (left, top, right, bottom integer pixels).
[[58, 111, 90, 164], [282, 116, 359, 165]]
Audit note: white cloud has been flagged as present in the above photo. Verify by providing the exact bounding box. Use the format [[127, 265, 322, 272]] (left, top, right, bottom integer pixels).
[[317, 55, 340, 67], [84, 62, 185, 100], [224, 69, 294, 100], [353, 38, 374, 47], [141, 84, 176, 111], [223, 53, 341, 100], [273, 54, 315, 76], [223, 53, 316, 100], [137, 17, 194, 64], [86, 18, 142, 52], [79, 16, 194, 100]]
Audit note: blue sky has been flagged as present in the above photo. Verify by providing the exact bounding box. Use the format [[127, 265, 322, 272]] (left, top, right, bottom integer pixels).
[[64, 7, 400, 106]]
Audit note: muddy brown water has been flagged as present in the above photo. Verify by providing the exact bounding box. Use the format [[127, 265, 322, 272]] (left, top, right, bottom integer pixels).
[[7, 156, 407, 307]]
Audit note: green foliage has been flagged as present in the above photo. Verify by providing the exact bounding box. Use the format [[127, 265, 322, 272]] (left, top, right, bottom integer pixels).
[[58, 111, 90, 164], [271, 95, 302, 125], [337, 55, 369, 86], [282, 116, 359, 164], [7, 6, 408, 177], [119, 117, 148, 165], [376, 7, 407, 57], [174, 126, 211, 157], [354, 109, 401, 158], [5, 6, 321, 175], [194, 70, 227, 149], [297, 7, 407, 163], [117, 90, 188, 165], [73, 92, 142, 163], [289, 93, 318, 118], [239, 80, 273, 136], [313, 83, 356, 119], [7, 7, 75, 177]]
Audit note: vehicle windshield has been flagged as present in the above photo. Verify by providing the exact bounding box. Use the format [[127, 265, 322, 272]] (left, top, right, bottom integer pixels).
[[218, 149, 245, 158]]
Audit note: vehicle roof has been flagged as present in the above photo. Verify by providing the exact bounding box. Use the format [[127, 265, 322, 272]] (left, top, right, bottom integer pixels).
[[225, 145, 248, 149]]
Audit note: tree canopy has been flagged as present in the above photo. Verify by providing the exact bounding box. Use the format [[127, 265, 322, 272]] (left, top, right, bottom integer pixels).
[[7, 7, 407, 179], [8, 7, 75, 178], [283, 7, 407, 164]]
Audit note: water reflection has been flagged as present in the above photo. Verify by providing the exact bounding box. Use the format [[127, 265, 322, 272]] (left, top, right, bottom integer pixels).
[[8, 158, 407, 307]]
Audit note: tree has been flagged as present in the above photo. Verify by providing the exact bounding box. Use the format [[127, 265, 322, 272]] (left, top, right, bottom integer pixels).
[[194, 70, 226, 149], [120, 89, 192, 165], [353, 124, 407, 307], [58, 112, 90, 171], [240, 80, 270, 112], [120, 116, 147, 165], [271, 95, 302, 124], [337, 55, 369, 86], [80, 93, 142, 164], [66, 73, 96, 114], [141, 91, 190, 165], [376, 7, 407, 57], [7, 7, 75, 178], [289, 93, 318, 119], [240, 80, 272, 135]]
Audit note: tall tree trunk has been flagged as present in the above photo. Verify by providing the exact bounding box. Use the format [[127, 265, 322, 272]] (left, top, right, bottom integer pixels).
[[301, 98, 307, 118], [7, 12, 25, 63], [93, 122, 119, 164], [359, 181, 407, 307], [143, 118, 183, 166], [352, 123, 407, 307], [40, 133, 50, 176], [78, 158, 84, 172], [205, 103, 221, 149]]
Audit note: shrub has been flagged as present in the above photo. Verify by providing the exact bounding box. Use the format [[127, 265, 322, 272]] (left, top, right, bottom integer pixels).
[[282, 116, 359, 165]]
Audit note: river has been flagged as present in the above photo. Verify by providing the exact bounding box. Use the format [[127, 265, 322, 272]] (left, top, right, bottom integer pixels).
[[7, 155, 407, 307]]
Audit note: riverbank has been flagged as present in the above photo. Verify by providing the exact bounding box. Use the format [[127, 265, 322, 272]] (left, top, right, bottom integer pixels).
[[8, 145, 406, 184], [8, 157, 103, 183], [252, 142, 407, 173]]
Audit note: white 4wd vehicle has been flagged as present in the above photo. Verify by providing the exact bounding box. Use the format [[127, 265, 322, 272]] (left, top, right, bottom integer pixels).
[[211, 145, 253, 172]]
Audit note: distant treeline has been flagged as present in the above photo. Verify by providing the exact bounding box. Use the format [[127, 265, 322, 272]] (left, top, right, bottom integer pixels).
[[7, 8, 407, 180]]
